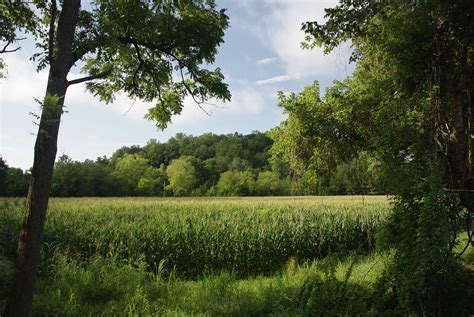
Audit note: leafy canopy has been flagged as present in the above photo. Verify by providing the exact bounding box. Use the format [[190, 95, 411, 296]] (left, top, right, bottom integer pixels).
[[1, 0, 231, 128], [298, 0, 474, 314]]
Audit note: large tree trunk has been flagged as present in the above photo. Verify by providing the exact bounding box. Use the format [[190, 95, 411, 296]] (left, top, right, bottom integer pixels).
[[3, 1, 80, 316]]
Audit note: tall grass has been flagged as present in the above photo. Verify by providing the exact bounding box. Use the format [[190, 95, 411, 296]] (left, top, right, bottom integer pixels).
[[0, 196, 390, 278], [24, 252, 389, 316]]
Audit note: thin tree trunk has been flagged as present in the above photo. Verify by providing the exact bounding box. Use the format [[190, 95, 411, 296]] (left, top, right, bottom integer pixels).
[[3, 1, 80, 316]]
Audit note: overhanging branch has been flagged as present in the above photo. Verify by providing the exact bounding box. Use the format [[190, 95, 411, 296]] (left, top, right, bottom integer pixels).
[[120, 36, 215, 115], [67, 70, 111, 86]]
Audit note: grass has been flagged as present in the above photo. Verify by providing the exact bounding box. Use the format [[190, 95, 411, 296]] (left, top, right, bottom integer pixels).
[[0, 252, 390, 316], [1, 196, 472, 316]]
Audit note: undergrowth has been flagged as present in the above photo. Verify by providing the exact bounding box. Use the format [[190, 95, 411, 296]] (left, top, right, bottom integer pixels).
[[0, 252, 392, 316]]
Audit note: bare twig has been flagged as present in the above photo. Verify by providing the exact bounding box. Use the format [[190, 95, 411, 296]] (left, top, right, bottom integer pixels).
[[123, 98, 137, 117], [177, 62, 211, 116]]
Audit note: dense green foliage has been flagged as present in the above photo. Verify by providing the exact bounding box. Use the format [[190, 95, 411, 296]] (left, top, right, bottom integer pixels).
[[0, 197, 389, 278], [3, 0, 473, 315], [0, 157, 29, 197], [269, 84, 387, 195], [294, 0, 474, 314], [3, 0, 232, 127], [1, 131, 389, 197]]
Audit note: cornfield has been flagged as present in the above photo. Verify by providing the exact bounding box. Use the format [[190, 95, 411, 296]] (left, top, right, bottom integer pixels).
[[0, 196, 391, 278]]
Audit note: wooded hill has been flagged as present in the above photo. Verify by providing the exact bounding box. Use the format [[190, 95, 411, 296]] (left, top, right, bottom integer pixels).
[[0, 131, 387, 197]]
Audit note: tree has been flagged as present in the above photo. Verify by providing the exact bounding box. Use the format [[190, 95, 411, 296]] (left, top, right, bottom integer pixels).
[[110, 145, 142, 167], [166, 156, 198, 196], [216, 170, 255, 196], [113, 153, 150, 195], [136, 164, 167, 196], [301, 1, 474, 314], [255, 171, 289, 196], [0, 157, 30, 197], [1, 1, 230, 315], [244, 131, 273, 169], [269, 82, 359, 195], [51, 155, 127, 197], [0, 156, 7, 196], [328, 154, 384, 195]]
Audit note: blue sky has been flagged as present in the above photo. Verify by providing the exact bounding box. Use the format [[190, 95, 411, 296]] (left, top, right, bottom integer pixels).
[[0, 0, 353, 170]]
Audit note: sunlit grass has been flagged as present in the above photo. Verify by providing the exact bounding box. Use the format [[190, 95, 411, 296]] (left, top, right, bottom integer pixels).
[[1, 196, 391, 278], [22, 252, 389, 316]]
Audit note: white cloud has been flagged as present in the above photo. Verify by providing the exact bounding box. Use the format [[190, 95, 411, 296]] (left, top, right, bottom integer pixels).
[[239, 0, 352, 81], [171, 88, 265, 125], [266, 1, 343, 75], [156, 84, 270, 131], [168, 96, 213, 127], [256, 75, 291, 86], [224, 88, 265, 114], [256, 57, 278, 65], [0, 54, 48, 107], [65, 75, 155, 121]]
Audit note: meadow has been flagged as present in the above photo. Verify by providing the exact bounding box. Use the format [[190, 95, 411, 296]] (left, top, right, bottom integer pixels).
[[5, 195, 472, 316]]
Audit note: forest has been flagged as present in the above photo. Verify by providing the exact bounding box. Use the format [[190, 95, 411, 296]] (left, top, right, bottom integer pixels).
[[0, 130, 387, 197]]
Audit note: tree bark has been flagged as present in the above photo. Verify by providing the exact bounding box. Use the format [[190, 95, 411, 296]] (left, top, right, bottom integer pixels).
[[3, 1, 80, 316]]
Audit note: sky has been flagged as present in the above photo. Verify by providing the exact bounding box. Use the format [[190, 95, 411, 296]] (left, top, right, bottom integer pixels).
[[0, 0, 353, 170]]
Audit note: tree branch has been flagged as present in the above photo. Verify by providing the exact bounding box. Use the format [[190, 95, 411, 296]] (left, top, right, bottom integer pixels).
[[67, 70, 111, 86], [0, 38, 26, 54], [0, 46, 20, 54], [177, 62, 211, 116], [71, 38, 103, 67], [119, 36, 214, 115]]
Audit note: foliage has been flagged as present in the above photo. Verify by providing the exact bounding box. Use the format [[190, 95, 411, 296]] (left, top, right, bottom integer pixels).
[[113, 154, 150, 195], [216, 170, 255, 196], [3, 0, 231, 127], [3, 1, 233, 313], [2, 198, 472, 316], [329, 153, 386, 195], [136, 164, 166, 197], [255, 171, 290, 196], [3, 128, 388, 197], [0, 157, 6, 196], [375, 181, 467, 316], [4, 168, 30, 197], [165, 156, 198, 196], [84, 1, 231, 128], [301, 0, 474, 313], [52, 155, 126, 197], [269, 83, 386, 195], [0, 157, 30, 197]]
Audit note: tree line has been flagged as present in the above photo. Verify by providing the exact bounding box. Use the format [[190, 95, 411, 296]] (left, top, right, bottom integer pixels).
[[0, 131, 388, 197]]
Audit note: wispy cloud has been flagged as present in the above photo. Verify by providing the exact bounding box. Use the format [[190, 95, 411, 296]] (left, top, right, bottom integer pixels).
[[256, 57, 278, 65], [238, 0, 352, 81], [256, 75, 291, 86]]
